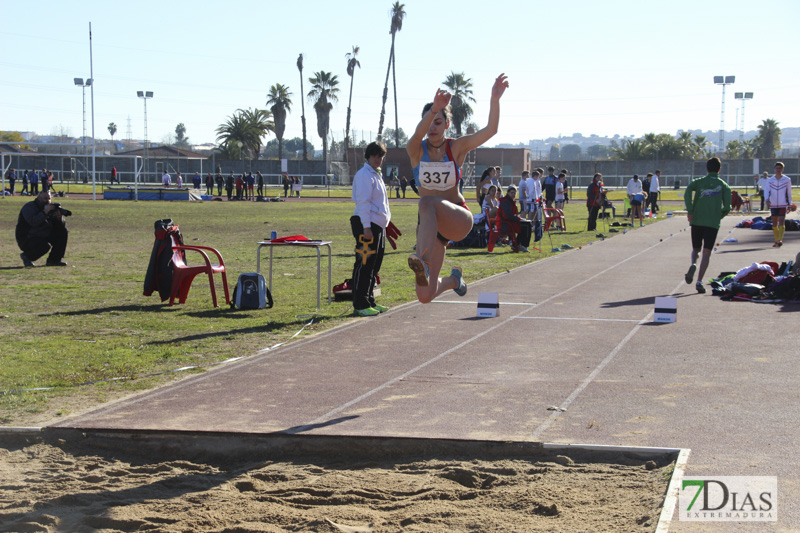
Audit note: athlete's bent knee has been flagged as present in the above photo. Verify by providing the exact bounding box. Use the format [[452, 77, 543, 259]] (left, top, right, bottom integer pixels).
[[416, 287, 434, 304]]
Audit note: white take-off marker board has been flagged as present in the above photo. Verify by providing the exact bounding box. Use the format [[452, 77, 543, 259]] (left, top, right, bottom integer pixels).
[[477, 293, 499, 318], [654, 296, 677, 323]]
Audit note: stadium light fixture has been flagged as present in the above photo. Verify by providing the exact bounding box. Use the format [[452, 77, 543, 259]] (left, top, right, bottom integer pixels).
[[713, 75, 735, 150], [74, 77, 93, 143], [734, 92, 754, 144], [137, 91, 154, 179]]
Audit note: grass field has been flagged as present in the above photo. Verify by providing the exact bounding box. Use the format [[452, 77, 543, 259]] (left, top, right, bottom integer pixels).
[[0, 192, 660, 425]]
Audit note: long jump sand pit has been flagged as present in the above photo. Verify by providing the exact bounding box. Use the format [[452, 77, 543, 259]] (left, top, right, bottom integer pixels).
[[1, 429, 683, 532]]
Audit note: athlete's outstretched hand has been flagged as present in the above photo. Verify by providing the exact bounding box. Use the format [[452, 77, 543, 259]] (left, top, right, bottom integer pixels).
[[431, 89, 452, 114], [492, 73, 509, 101]]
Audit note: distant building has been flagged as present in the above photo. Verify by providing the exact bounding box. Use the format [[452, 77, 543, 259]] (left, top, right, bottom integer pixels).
[[116, 145, 208, 159]]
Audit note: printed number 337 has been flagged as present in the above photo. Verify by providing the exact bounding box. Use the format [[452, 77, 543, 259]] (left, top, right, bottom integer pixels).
[[422, 171, 450, 185]]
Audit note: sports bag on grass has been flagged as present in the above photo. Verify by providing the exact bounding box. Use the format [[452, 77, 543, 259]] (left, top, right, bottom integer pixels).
[[231, 273, 273, 309]]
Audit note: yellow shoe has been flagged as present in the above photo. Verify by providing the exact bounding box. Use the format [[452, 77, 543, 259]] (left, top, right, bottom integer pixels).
[[355, 307, 380, 317]]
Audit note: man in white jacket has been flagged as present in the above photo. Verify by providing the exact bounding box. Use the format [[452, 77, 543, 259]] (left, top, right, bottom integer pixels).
[[351, 142, 391, 316], [765, 162, 792, 247], [649, 170, 661, 214]]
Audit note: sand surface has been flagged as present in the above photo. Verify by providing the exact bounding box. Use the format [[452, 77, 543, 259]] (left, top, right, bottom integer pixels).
[[0, 433, 673, 532]]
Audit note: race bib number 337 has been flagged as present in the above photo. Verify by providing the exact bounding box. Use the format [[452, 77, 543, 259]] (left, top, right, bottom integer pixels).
[[420, 161, 457, 191]]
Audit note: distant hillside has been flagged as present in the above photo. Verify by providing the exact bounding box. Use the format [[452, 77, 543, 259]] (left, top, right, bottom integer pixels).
[[496, 127, 800, 157]]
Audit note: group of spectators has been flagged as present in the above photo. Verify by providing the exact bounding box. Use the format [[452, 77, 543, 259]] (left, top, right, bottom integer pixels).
[[474, 166, 556, 253], [388, 173, 416, 199], [282, 174, 303, 198], [469, 165, 671, 244], [476, 165, 572, 215], [625, 171, 662, 226], [467, 165, 579, 252], [156, 169, 305, 201], [4, 168, 52, 196], [218, 171, 264, 201]]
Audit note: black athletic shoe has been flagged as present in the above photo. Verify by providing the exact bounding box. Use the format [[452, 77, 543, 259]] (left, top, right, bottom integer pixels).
[[685, 264, 696, 284], [20, 253, 35, 267], [46, 260, 67, 267], [696, 281, 706, 294]]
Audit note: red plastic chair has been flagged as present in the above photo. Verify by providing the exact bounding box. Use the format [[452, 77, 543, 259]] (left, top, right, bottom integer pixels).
[[543, 208, 566, 232], [168, 234, 230, 307]]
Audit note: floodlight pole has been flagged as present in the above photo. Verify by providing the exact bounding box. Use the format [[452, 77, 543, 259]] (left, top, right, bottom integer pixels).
[[713, 75, 735, 151], [74, 76, 93, 192], [74, 79, 92, 149], [137, 90, 154, 183], [89, 22, 97, 200], [735, 92, 754, 144]]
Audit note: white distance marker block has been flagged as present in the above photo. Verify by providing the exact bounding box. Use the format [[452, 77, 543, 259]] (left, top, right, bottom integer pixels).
[[477, 292, 499, 318], [654, 296, 677, 323]]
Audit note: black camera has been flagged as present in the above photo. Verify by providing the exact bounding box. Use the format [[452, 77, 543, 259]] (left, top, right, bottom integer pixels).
[[51, 202, 72, 217]]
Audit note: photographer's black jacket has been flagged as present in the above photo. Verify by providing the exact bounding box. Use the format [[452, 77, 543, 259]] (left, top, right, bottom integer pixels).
[[16, 198, 54, 245]]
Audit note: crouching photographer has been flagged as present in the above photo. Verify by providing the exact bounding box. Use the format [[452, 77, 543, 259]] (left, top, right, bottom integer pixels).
[[15, 190, 70, 267]]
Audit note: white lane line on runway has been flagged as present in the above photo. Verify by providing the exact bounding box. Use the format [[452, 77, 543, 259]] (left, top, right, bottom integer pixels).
[[303, 312, 527, 428], [309, 232, 677, 427], [530, 278, 687, 441], [514, 316, 642, 323], [434, 300, 538, 306]]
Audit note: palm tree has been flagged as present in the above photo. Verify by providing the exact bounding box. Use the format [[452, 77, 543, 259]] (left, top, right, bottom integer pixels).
[[676, 130, 694, 158], [377, 1, 406, 144], [647, 133, 686, 160], [344, 46, 360, 160], [726, 139, 746, 160], [175, 123, 188, 147], [107, 122, 117, 141], [308, 71, 340, 169], [266, 83, 293, 161], [216, 108, 274, 161], [389, 2, 405, 149], [216, 113, 249, 159], [297, 54, 308, 160], [241, 109, 273, 159], [690, 135, 713, 160], [442, 71, 475, 138], [641, 132, 659, 159], [610, 139, 649, 161], [756, 118, 782, 158]]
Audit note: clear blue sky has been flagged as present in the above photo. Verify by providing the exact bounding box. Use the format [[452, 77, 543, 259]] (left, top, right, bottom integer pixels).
[[2, 0, 798, 151]]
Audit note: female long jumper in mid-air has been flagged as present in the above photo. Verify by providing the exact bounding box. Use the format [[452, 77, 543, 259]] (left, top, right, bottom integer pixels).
[[406, 73, 509, 303]]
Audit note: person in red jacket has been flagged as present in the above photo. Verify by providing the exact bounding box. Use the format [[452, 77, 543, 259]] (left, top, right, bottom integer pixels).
[[586, 173, 604, 232], [498, 185, 529, 253], [235, 173, 244, 200]]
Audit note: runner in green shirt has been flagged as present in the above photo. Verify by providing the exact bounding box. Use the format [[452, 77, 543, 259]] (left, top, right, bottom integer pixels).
[[683, 157, 732, 293]]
